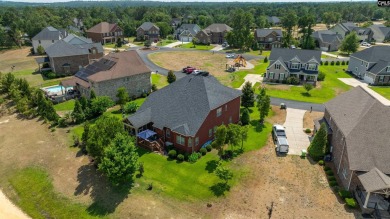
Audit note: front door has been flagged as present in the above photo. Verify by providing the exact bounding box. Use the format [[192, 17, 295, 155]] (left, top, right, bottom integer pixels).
[[299, 74, 305, 81]]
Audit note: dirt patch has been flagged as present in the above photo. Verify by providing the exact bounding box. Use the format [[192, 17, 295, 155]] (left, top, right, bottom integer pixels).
[[312, 23, 328, 31], [0, 47, 42, 73], [148, 51, 229, 77], [266, 106, 287, 125], [303, 111, 324, 130]]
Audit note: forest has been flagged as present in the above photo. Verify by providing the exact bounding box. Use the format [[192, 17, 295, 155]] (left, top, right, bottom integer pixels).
[[0, 1, 389, 48]]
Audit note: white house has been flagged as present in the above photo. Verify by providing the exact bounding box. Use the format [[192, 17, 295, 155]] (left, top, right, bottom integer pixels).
[[32, 26, 67, 54]]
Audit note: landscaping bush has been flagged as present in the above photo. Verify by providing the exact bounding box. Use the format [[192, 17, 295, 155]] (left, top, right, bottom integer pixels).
[[177, 154, 184, 162], [305, 128, 311, 133], [329, 180, 338, 187], [188, 152, 199, 163], [184, 152, 190, 161], [167, 35, 174, 40], [151, 84, 157, 92], [324, 61, 329, 65], [264, 56, 268, 63], [324, 166, 331, 171], [320, 61, 323, 65], [330, 61, 335, 65], [57, 117, 67, 127], [168, 149, 177, 159], [341, 60, 346, 65], [345, 198, 357, 208], [286, 76, 299, 85], [326, 170, 334, 176], [123, 102, 138, 114], [206, 145, 212, 152], [200, 148, 207, 156], [346, 61, 349, 65], [166, 144, 175, 152], [318, 160, 324, 165], [336, 61, 340, 65], [317, 71, 326, 81], [338, 190, 352, 199], [328, 176, 336, 181]]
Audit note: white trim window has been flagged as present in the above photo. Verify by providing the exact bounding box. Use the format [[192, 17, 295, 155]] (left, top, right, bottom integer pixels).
[[279, 73, 285, 80], [209, 129, 212, 137], [361, 60, 364, 66], [195, 137, 199, 146], [291, 63, 300, 69], [188, 138, 193, 147], [355, 67, 358, 73], [166, 129, 171, 138], [387, 66, 390, 72], [307, 64, 317, 71], [275, 64, 281, 70], [269, 72, 274, 79], [176, 135, 185, 145], [217, 108, 222, 117], [379, 76, 384, 82], [229, 116, 232, 124]]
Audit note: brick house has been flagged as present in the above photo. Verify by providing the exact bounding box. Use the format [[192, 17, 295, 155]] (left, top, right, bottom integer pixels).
[[254, 28, 282, 50], [264, 48, 321, 84], [125, 74, 241, 154], [136, 22, 160, 42], [318, 86, 390, 216], [174, 24, 201, 42], [86, 22, 124, 44], [61, 51, 151, 101], [32, 26, 67, 54], [196, 23, 232, 44], [38, 34, 103, 76], [347, 46, 390, 85]]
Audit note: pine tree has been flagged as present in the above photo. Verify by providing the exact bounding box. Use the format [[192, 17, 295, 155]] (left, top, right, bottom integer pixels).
[[71, 99, 85, 124], [241, 108, 250, 125], [308, 123, 327, 161], [257, 88, 270, 123], [241, 81, 255, 108], [167, 70, 176, 84]]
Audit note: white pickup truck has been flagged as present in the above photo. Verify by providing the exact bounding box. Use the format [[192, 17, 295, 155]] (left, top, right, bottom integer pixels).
[[272, 124, 289, 154]]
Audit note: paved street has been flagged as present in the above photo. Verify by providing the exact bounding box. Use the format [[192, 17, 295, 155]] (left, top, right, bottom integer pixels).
[[283, 108, 311, 155]]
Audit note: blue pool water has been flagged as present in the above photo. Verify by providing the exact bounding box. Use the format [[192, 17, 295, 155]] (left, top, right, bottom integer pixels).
[[45, 85, 72, 93]]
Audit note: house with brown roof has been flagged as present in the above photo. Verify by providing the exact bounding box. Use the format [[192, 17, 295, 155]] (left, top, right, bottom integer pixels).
[[196, 23, 232, 44], [61, 51, 151, 101], [86, 22, 124, 45], [136, 22, 160, 42], [317, 86, 390, 216], [254, 28, 283, 50]]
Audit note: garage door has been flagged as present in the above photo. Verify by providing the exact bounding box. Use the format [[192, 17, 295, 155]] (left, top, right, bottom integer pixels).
[[180, 36, 190, 42]]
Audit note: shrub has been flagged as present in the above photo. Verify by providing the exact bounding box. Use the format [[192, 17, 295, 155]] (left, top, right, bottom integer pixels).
[[346, 61, 349, 65], [326, 170, 334, 176], [177, 154, 184, 161], [320, 61, 323, 65], [324, 166, 331, 171], [168, 149, 177, 159], [336, 61, 340, 65], [167, 35, 174, 40], [317, 71, 326, 81], [318, 160, 324, 165], [345, 198, 357, 208], [200, 148, 207, 155], [188, 152, 199, 163], [206, 144, 212, 152], [341, 60, 346, 65], [37, 45, 45, 55], [305, 128, 311, 133], [330, 61, 335, 65], [286, 76, 299, 85], [339, 190, 352, 199], [141, 93, 147, 98], [324, 61, 329, 65], [328, 176, 336, 181], [329, 180, 338, 187], [184, 152, 190, 161], [151, 84, 157, 92], [264, 56, 268, 63], [58, 117, 67, 127], [123, 102, 138, 114]]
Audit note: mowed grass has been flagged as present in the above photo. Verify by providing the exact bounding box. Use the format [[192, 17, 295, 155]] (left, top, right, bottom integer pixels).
[[9, 167, 105, 219], [151, 73, 168, 89], [159, 39, 178, 46], [264, 65, 352, 103], [176, 43, 215, 50], [54, 99, 75, 111], [370, 86, 390, 100], [224, 60, 268, 88], [12, 68, 71, 87]]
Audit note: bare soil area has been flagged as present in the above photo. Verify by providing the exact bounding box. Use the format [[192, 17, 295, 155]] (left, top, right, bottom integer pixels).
[[303, 111, 325, 130], [0, 108, 358, 218], [0, 47, 40, 73]]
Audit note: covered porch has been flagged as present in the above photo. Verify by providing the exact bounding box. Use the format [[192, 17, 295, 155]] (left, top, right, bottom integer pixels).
[[289, 72, 317, 86], [355, 168, 390, 218], [35, 57, 51, 73]]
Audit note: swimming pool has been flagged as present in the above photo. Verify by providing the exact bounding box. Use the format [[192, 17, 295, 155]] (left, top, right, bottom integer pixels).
[[44, 85, 73, 93]]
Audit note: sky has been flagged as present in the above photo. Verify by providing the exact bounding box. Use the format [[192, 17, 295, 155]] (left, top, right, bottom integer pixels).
[[0, 0, 377, 3]]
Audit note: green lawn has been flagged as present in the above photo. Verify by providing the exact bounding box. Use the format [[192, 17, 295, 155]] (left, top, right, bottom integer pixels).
[[370, 86, 390, 100], [158, 40, 178, 47], [177, 43, 215, 50], [54, 99, 75, 111], [264, 65, 352, 103], [226, 60, 268, 88], [12, 69, 71, 88], [151, 74, 168, 89], [9, 167, 105, 219]]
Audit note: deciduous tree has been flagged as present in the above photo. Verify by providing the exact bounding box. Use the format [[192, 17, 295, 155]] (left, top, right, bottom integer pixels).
[[281, 11, 298, 47], [215, 166, 233, 185], [116, 87, 129, 109], [257, 88, 270, 123], [340, 32, 359, 55], [71, 99, 85, 124], [212, 125, 227, 157]]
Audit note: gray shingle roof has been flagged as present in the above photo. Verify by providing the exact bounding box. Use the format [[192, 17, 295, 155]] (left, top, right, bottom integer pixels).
[[352, 27, 372, 36], [269, 48, 321, 63], [45, 39, 103, 58], [127, 75, 241, 136], [324, 86, 390, 174], [174, 24, 201, 36], [63, 34, 92, 44], [32, 26, 66, 41], [138, 22, 159, 31], [204, 23, 232, 33], [358, 168, 390, 192], [340, 22, 357, 31], [267, 16, 281, 24], [255, 28, 282, 38], [351, 46, 390, 62], [312, 30, 342, 44], [370, 24, 390, 42]]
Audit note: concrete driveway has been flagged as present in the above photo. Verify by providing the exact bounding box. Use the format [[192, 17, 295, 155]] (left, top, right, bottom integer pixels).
[[283, 108, 310, 155], [238, 74, 263, 90], [210, 44, 223, 51], [163, 41, 189, 48]]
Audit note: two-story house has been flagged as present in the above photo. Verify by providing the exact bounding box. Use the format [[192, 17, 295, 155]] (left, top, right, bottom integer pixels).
[[196, 23, 232, 44], [330, 22, 373, 42], [32, 26, 67, 54], [369, 24, 390, 43], [60, 51, 151, 101], [347, 46, 390, 85], [174, 24, 201, 42], [312, 30, 342, 52], [318, 86, 390, 217], [86, 22, 124, 45], [264, 48, 322, 84], [136, 22, 160, 42], [254, 28, 282, 50], [125, 74, 241, 154]]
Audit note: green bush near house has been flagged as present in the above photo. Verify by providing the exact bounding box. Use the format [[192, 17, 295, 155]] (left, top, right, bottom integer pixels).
[[324, 166, 331, 171], [339, 190, 352, 199], [324, 61, 329, 65], [326, 170, 334, 176], [345, 198, 357, 208], [336, 61, 340, 65], [305, 128, 312, 133], [177, 154, 184, 162], [329, 180, 338, 187], [318, 160, 324, 165], [206, 145, 212, 152], [200, 148, 207, 156], [168, 149, 177, 159], [188, 152, 200, 163], [330, 61, 335, 65]]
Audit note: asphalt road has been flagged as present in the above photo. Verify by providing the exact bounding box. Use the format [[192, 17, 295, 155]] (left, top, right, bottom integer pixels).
[[270, 97, 325, 112]]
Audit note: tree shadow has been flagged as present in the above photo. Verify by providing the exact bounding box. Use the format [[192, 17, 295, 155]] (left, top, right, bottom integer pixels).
[[209, 182, 230, 197], [110, 109, 122, 115], [136, 147, 151, 157], [205, 160, 219, 173], [301, 92, 311, 97], [74, 163, 133, 216], [250, 120, 265, 132]]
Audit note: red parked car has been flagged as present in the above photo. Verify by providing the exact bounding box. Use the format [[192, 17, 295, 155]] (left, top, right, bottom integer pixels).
[[182, 66, 196, 74]]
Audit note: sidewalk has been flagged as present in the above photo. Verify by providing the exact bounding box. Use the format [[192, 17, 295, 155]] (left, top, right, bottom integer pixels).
[[322, 51, 347, 59], [237, 74, 263, 90], [0, 190, 30, 219], [210, 45, 223, 51], [163, 41, 189, 48]]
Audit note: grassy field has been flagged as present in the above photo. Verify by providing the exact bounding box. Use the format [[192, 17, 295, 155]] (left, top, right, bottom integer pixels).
[[9, 167, 105, 219], [151, 73, 168, 89], [264, 65, 352, 103], [370, 86, 390, 100], [54, 99, 75, 111], [12, 69, 71, 88], [176, 43, 215, 50]]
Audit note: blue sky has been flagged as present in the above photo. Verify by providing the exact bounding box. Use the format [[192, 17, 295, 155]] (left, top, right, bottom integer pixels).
[[1, 0, 377, 2]]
